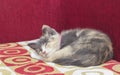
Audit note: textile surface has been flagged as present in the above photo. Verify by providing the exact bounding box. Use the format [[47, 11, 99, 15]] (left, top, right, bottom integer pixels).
[[0, 41, 120, 75]]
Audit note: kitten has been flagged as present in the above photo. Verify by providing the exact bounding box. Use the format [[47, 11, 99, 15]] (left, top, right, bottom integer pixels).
[[28, 25, 113, 67]]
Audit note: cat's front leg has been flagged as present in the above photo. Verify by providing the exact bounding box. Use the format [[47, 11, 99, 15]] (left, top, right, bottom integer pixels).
[[43, 46, 73, 62], [30, 50, 43, 60]]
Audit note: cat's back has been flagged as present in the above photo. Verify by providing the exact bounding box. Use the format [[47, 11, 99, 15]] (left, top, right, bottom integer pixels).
[[55, 28, 113, 66], [60, 28, 112, 49], [60, 29, 80, 48]]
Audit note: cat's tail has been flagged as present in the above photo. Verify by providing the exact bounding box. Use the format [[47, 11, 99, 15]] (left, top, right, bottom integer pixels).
[[53, 58, 75, 66], [53, 58, 91, 67]]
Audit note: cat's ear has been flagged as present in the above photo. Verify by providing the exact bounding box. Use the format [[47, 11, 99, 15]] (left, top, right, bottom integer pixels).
[[28, 43, 38, 50], [42, 25, 58, 36], [28, 43, 42, 54]]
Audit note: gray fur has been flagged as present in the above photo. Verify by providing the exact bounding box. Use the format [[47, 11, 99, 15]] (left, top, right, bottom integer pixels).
[[28, 25, 113, 67]]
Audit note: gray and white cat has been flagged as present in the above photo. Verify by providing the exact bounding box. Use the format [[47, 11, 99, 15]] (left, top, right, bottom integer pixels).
[[28, 25, 113, 67]]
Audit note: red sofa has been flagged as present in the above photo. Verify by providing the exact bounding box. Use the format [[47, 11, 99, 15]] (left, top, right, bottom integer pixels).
[[0, 0, 120, 64]]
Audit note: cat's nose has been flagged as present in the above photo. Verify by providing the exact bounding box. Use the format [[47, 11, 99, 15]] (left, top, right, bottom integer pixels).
[[42, 51, 46, 54]]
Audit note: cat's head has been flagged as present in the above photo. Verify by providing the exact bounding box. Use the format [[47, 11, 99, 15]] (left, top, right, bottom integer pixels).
[[28, 25, 61, 55]]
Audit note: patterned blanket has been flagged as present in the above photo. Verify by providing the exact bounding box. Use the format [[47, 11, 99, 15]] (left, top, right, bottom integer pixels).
[[0, 41, 120, 75]]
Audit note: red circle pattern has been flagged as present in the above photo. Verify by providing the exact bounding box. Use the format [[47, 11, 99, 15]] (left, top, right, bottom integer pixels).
[[0, 43, 64, 75], [15, 62, 54, 75], [0, 48, 28, 57], [0, 43, 18, 49], [13, 58, 30, 62]]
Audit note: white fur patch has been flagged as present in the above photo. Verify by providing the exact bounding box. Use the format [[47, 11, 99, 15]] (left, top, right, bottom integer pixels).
[[30, 50, 43, 60]]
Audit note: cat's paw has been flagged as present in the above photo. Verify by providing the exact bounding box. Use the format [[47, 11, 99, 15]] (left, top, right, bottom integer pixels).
[[42, 56, 55, 62], [30, 50, 43, 60]]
